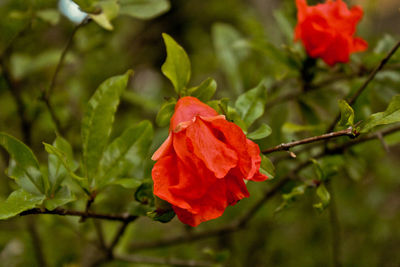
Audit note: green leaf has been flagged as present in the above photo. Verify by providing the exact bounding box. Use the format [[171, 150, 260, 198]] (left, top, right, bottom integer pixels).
[[0, 189, 45, 220], [235, 80, 267, 127], [47, 136, 76, 194], [212, 23, 245, 94], [247, 123, 272, 140], [338, 99, 354, 127], [147, 209, 175, 223], [273, 10, 294, 42], [0, 132, 45, 195], [161, 33, 191, 96], [156, 98, 176, 127], [109, 178, 142, 189], [72, 0, 101, 13], [313, 184, 330, 212], [82, 70, 132, 183], [275, 184, 307, 213], [44, 186, 76, 211], [119, 0, 170, 19], [135, 181, 154, 205], [36, 9, 60, 25], [188, 78, 217, 102], [43, 143, 86, 184], [97, 120, 153, 188], [260, 155, 275, 178], [89, 0, 119, 30], [358, 95, 400, 133]]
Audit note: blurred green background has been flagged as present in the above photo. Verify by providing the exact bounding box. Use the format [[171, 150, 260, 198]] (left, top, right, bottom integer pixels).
[[0, 0, 400, 266]]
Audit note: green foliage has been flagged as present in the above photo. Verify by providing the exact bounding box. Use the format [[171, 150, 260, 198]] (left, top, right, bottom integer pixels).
[[235, 80, 267, 127], [119, 0, 170, 19], [358, 95, 400, 133], [188, 77, 217, 102], [313, 184, 330, 212], [338, 99, 355, 128], [0, 189, 45, 220], [81, 71, 132, 185], [260, 155, 275, 178], [156, 98, 176, 127], [0, 133, 46, 195], [161, 33, 191, 96], [247, 123, 272, 140]]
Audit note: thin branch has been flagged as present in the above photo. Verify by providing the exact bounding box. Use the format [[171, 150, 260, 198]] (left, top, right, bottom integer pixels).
[[44, 16, 90, 99], [20, 208, 137, 222], [115, 254, 214, 267], [108, 219, 132, 254], [262, 127, 355, 154], [93, 220, 107, 251], [42, 16, 91, 133], [327, 40, 400, 132]]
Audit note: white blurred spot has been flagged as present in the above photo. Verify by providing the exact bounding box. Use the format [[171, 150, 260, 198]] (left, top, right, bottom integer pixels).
[[58, 0, 87, 24]]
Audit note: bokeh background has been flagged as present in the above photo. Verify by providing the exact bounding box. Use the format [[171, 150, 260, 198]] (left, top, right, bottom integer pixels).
[[1, 0, 400, 266]]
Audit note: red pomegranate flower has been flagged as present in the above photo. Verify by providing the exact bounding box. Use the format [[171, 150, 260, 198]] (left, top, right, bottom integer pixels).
[[151, 96, 268, 226], [294, 0, 368, 66]]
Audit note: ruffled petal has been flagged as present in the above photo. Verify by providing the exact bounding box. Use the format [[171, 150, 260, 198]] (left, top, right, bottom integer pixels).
[[151, 132, 173, 161], [245, 139, 268, 182], [170, 96, 218, 131], [186, 117, 238, 178]]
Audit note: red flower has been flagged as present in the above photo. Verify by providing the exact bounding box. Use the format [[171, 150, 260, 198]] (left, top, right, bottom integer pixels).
[[294, 0, 368, 66], [151, 96, 268, 226]]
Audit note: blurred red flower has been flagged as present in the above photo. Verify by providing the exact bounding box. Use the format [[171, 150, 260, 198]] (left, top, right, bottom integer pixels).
[[151, 96, 268, 226], [294, 0, 368, 66]]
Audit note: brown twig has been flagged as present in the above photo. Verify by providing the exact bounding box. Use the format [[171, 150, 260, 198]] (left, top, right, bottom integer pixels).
[[262, 127, 355, 154], [327, 40, 400, 132], [20, 208, 137, 222]]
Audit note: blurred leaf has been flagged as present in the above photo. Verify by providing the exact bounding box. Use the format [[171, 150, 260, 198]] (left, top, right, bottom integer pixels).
[[72, 0, 101, 13], [260, 155, 275, 178], [119, 0, 170, 19], [313, 184, 330, 212], [0, 189, 45, 220], [273, 10, 294, 42], [97, 120, 153, 188], [358, 95, 400, 133], [275, 184, 307, 213], [109, 178, 142, 189], [43, 143, 86, 183], [0, 132, 45, 195], [156, 98, 176, 127], [82, 70, 132, 183], [282, 122, 324, 134], [235, 80, 267, 127], [311, 159, 324, 181], [36, 9, 60, 25], [247, 123, 272, 140], [89, 0, 119, 30], [47, 136, 76, 194], [188, 78, 217, 102], [134, 180, 153, 205], [338, 99, 354, 127], [161, 33, 191, 96], [43, 186, 75, 211], [212, 23, 245, 94]]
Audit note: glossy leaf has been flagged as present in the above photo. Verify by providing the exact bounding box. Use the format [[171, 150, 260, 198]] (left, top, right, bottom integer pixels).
[[97, 120, 153, 188], [358, 95, 400, 133], [0, 189, 45, 220], [44, 186, 75, 211], [81, 71, 132, 183], [188, 78, 217, 102], [0, 132, 45, 195], [156, 98, 176, 127], [161, 33, 191, 96], [313, 184, 330, 211], [47, 136, 76, 194], [338, 99, 354, 127], [119, 0, 170, 19], [247, 123, 272, 140], [235, 80, 267, 127], [260, 154, 275, 178]]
